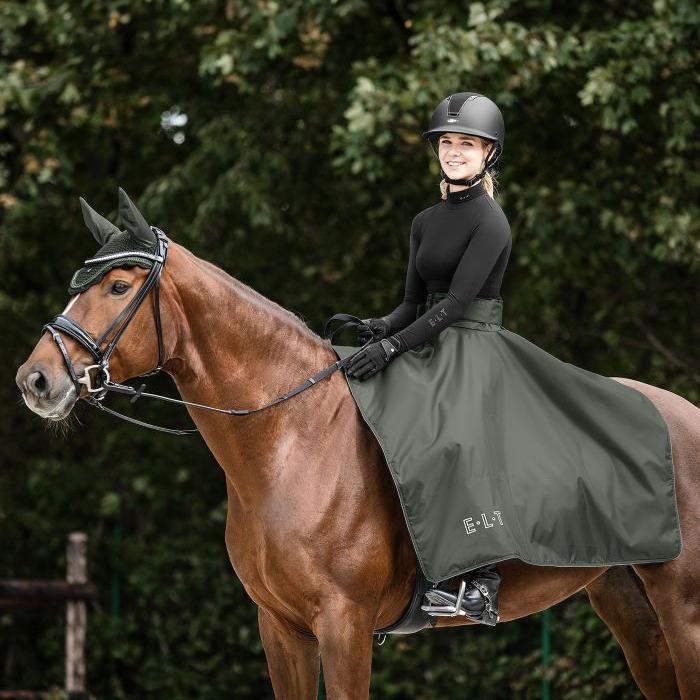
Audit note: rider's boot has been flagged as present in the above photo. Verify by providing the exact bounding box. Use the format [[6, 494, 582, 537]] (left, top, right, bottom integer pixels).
[[420, 565, 501, 626]]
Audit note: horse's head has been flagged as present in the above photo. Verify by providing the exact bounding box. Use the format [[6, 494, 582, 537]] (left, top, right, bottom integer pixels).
[[16, 188, 171, 422]]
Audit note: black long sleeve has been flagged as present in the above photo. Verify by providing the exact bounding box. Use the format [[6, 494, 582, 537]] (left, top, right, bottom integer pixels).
[[382, 183, 512, 351], [380, 212, 427, 333]]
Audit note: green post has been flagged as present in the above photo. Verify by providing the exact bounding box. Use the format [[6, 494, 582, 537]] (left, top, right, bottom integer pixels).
[[541, 608, 551, 700], [317, 662, 325, 699], [111, 523, 121, 619], [110, 523, 122, 694]]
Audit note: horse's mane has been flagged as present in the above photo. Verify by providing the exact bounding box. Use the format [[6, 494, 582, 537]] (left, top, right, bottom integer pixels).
[[183, 246, 323, 345]]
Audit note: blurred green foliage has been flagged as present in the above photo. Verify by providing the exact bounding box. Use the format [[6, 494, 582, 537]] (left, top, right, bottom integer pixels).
[[1, 0, 697, 697]]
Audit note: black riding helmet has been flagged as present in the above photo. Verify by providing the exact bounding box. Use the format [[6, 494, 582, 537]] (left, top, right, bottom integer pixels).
[[423, 92, 505, 187]]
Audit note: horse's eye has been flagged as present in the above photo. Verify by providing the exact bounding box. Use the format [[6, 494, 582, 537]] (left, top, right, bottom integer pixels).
[[111, 281, 130, 295]]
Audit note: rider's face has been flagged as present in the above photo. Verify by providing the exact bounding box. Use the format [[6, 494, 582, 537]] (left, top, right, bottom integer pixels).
[[438, 132, 490, 184]]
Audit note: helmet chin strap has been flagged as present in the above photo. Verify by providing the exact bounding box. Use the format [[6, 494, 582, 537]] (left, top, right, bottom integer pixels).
[[441, 167, 486, 187]]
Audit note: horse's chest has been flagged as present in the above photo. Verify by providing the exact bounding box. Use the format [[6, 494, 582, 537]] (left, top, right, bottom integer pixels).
[[223, 501, 306, 606]]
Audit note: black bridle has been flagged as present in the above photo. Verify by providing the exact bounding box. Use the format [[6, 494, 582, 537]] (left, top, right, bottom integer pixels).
[[42, 227, 370, 435]]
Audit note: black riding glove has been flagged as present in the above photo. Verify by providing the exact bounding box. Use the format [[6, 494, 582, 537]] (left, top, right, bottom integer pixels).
[[356, 317, 391, 346], [345, 335, 404, 380]]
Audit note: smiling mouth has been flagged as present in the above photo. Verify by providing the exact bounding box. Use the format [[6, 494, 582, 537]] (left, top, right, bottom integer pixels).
[[446, 161, 466, 167]]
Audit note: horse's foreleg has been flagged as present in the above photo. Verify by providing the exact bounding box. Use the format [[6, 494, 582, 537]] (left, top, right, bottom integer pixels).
[[585, 566, 679, 699], [258, 606, 320, 700], [313, 601, 375, 700]]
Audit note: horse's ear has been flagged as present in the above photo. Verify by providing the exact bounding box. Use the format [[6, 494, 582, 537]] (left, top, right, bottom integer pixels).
[[118, 187, 155, 247], [80, 197, 120, 245]]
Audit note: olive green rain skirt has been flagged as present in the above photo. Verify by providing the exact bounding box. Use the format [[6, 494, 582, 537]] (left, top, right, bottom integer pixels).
[[331, 293, 681, 583]]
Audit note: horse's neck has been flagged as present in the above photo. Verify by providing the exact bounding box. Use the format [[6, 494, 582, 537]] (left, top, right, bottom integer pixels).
[[163, 243, 336, 502]]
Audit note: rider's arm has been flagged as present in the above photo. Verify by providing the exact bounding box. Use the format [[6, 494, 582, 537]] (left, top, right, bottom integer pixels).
[[377, 211, 427, 333], [391, 212, 511, 352]]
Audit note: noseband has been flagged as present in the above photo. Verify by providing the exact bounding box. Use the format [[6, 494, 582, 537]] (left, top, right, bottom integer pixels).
[[42, 228, 370, 435]]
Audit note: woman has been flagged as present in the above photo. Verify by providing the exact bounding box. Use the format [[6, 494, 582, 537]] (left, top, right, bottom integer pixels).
[[347, 92, 509, 375], [338, 91, 678, 634], [345, 92, 510, 624]]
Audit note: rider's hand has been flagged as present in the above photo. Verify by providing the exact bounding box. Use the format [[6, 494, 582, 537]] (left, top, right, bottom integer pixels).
[[356, 317, 391, 346], [345, 336, 404, 380]]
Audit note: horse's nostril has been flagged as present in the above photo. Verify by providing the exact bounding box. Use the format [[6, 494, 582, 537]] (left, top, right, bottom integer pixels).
[[28, 370, 49, 398]]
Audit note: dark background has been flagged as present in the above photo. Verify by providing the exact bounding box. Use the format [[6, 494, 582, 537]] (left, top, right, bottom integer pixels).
[[1, 0, 698, 697]]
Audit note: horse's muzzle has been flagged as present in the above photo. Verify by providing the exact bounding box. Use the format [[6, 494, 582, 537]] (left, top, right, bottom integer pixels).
[[16, 360, 78, 420]]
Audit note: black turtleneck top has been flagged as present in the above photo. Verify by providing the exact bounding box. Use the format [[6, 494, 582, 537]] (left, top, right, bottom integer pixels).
[[383, 180, 512, 350]]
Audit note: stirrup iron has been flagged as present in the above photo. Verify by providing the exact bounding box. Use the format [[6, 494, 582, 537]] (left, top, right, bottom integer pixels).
[[420, 574, 500, 626]]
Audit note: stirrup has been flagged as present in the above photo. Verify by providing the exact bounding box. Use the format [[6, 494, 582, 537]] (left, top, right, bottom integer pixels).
[[420, 575, 500, 626]]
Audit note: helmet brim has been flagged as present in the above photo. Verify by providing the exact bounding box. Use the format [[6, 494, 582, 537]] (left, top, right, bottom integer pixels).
[[422, 127, 498, 143]]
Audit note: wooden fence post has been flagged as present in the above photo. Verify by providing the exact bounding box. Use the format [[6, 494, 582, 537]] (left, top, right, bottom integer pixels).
[[65, 533, 87, 695]]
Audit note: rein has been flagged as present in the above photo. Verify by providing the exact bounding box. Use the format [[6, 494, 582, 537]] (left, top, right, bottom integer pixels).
[[43, 228, 371, 436]]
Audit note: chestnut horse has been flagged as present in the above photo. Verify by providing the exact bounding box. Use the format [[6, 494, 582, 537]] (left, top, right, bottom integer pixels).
[[16, 222, 700, 698]]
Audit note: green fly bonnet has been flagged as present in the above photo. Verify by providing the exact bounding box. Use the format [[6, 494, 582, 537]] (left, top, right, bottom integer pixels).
[[69, 188, 160, 294]]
